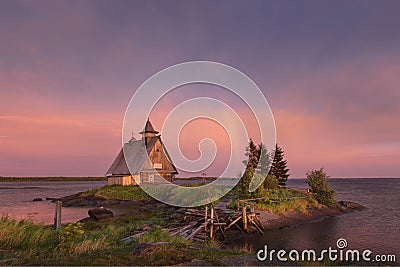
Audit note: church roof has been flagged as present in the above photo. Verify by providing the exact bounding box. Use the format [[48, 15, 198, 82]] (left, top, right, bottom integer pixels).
[[105, 137, 158, 176], [139, 119, 159, 134], [106, 119, 178, 176]]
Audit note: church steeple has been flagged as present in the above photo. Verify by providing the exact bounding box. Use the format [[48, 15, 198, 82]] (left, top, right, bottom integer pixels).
[[139, 118, 159, 135], [139, 118, 159, 145]]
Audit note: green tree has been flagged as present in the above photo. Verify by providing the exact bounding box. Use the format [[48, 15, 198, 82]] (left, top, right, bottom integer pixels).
[[257, 143, 271, 175], [306, 168, 336, 207], [238, 140, 265, 199], [237, 167, 254, 199], [269, 144, 290, 186], [242, 139, 259, 170], [263, 174, 279, 190]]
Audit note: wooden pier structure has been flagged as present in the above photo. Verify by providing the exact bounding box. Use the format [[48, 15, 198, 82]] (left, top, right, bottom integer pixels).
[[166, 204, 264, 242]]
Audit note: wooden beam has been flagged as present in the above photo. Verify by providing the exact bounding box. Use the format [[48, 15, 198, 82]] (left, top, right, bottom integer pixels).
[[54, 201, 62, 230], [224, 215, 242, 231], [186, 223, 205, 240], [248, 217, 264, 235], [242, 206, 248, 232]]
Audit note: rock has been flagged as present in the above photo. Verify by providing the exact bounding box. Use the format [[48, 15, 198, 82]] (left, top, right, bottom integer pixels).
[[46, 197, 56, 201], [79, 217, 96, 223], [57, 192, 122, 207], [33, 198, 43, 202], [88, 207, 114, 221], [338, 201, 366, 211]]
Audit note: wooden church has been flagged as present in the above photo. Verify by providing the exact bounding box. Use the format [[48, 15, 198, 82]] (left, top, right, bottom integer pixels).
[[106, 119, 178, 186]]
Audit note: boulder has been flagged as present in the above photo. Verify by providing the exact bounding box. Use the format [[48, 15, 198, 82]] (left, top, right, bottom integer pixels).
[[88, 207, 114, 221], [33, 198, 43, 202], [338, 201, 366, 211]]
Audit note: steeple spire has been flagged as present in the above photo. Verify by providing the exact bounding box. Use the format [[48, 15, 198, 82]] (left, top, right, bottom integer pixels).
[[139, 118, 159, 135], [139, 118, 159, 146]]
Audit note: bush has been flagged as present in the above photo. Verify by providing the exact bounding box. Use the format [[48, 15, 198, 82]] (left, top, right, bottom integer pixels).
[[306, 168, 336, 207], [263, 174, 279, 190]]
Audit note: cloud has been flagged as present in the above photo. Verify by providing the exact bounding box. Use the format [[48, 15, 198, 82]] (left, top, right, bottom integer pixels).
[[1, 1, 399, 177]]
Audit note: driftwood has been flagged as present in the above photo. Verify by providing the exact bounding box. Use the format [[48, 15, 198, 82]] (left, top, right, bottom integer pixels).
[[121, 231, 146, 243], [170, 222, 197, 236], [121, 202, 265, 244], [186, 223, 205, 240], [248, 216, 264, 234]]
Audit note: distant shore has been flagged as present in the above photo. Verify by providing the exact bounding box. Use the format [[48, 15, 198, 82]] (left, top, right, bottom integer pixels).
[[0, 176, 107, 182]]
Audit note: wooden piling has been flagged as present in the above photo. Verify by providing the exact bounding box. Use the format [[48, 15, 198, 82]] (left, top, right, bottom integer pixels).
[[210, 206, 214, 240], [242, 206, 248, 231], [54, 200, 62, 230], [204, 206, 208, 231]]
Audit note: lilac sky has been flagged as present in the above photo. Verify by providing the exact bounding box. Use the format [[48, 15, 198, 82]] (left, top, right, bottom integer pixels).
[[1, 0, 399, 178]]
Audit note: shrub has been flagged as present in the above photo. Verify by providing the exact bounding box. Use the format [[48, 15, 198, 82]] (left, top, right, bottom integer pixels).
[[306, 168, 336, 207], [263, 174, 279, 190]]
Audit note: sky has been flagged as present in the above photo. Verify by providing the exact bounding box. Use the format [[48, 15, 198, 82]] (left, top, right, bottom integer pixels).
[[1, 0, 399, 178]]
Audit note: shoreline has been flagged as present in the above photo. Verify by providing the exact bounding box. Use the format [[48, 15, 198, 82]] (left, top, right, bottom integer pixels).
[[1, 190, 368, 266], [57, 191, 366, 236], [57, 192, 367, 266]]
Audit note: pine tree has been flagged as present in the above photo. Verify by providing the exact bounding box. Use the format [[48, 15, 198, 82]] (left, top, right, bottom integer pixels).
[[306, 168, 336, 207], [269, 144, 290, 186], [242, 139, 259, 170], [257, 143, 271, 175], [237, 167, 254, 199], [238, 139, 262, 199]]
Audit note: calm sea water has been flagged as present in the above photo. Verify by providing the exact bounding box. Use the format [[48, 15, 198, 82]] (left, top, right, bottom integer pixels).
[[232, 178, 400, 265], [0, 181, 106, 225]]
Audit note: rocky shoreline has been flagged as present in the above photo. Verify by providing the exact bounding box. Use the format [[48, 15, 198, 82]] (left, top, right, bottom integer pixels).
[[256, 200, 366, 231], [56, 191, 366, 234], [52, 192, 368, 266]]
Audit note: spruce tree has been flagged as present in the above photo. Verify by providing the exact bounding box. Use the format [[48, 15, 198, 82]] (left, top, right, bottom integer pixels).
[[238, 139, 262, 199], [269, 144, 290, 186], [306, 168, 336, 207], [257, 143, 270, 175], [237, 167, 254, 199], [242, 139, 259, 170]]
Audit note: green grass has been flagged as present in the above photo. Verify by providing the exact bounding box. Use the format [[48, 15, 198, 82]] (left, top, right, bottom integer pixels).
[[79, 183, 231, 207], [141, 183, 231, 207], [0, 216, 246, 266], [0, 176, 107, 182], [227, 188, 323, 215], [138, 226, 190, 246], [81, 185, 152, 200]]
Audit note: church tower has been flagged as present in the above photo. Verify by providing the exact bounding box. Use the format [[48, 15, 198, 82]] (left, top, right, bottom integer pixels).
[[139, 118, 159, 146]]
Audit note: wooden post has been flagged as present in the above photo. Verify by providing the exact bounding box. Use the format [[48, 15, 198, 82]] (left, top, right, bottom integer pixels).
[[204, 206, 208, 231], [250, 205, 255, 221], [210, 206, 214, 240], [242, 206, 248, 231], [202, 172, 206, 184], [54, 201, 62, 230]]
